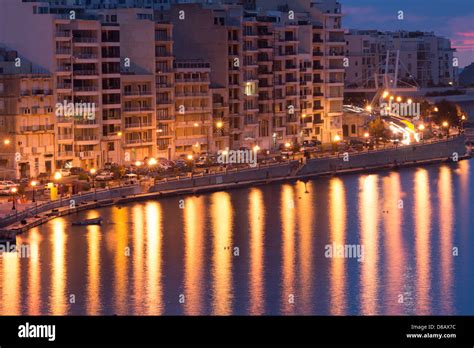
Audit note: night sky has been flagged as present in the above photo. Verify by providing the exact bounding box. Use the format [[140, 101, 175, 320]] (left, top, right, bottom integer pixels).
[[340, 0, 474, 67]]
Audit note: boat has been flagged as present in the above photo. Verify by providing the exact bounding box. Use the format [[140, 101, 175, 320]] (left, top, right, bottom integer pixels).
[[72, 217, 103, 226]]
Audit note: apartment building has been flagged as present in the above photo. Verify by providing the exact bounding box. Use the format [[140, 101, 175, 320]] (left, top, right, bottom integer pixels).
[[174, 60, 213, 156], [345, 30, 456, 89], [0, 0, 344, 176], [170, 0, 344, 146], [0, 51, 56, 179]]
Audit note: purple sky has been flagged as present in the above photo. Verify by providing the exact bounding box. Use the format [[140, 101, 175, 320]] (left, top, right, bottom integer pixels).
[[340, 0, 474, 67]]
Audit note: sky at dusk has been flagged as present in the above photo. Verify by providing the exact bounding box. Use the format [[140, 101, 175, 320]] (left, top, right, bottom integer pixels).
[[340, 0, 474, 67]]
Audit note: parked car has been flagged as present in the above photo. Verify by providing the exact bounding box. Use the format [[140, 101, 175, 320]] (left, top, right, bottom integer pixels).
[[0, 180, 19, 195], [70, 167, 86, 176], [95, 171, 114, 181], [124, 173, 138, 185], [59, 168, 71, 177]]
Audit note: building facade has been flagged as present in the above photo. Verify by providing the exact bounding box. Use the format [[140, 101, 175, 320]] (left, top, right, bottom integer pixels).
[[345, 30, 457, 89], [0, 0, 344, 178]]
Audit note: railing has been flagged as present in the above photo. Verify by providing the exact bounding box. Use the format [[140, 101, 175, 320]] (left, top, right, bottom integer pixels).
[[123, 106, 153, 112], [73, 37, 98, 43], [75, 135, 98, 141], [75, 70, 98, 76]]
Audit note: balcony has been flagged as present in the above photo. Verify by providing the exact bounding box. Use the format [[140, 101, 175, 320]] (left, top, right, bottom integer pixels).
[[74, 70, 99, 76], [123, 106, 153, 112], [19, 125, 55, 132], [57, 134, 73, 141], [73, 37, 98, 44], [124, 138, 154, 146], [124, 122, 153, 129], [75, 151, 97, 159], [58, 151, 74, 158], [124, 90, 153, 97], [75, 119, 98, 127], [75, 134, 98, 140]]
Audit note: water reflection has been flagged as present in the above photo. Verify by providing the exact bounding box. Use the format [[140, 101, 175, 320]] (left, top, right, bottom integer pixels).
[[359, 175, 380, 315], [50, 218, 67, 315], [145, 202, 163, 314], [248, 188, 265, 315], [211, 192, 233, 315], [86, 211, 101, 315], [382, 172, 405, 314], [414, 169, 432, 314], [184, 197, 205, 315], [0, 161, 472, 315], [281, 184, 296, 314], [329, 178, 346, 315], [438, 166, 453, 314]]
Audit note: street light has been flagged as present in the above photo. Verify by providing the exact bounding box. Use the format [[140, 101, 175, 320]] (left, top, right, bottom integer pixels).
[[418, 124, 425, 131], [117, 131, 123, 137], [187, 154, 193, 161], [30, 180, 37, 203], [135, 160, 142, 167], [284, 142, 291, 149], [253, 145, 260, 152], [434, 107, 439, 112], [442, 121, 449, 139], [3, 139, 11, 146], [10, 187, 18, 211], [90, 168, 97, 201], [216, 121, 223, 129], [148, 158, 157, 166], [365, 105, 372, 112], [407, 98, 413, 104], [382, 91, 389, 99], [396, 96, 402, 102], [334, 134, 341, 142]]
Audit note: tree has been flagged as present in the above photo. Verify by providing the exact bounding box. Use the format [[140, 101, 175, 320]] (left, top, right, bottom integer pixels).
[[432, 100, 463, 126], [368, 118, 390, 143]]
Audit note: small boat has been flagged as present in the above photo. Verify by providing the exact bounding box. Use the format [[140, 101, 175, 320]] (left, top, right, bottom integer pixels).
[[72, 217, 103, 226]]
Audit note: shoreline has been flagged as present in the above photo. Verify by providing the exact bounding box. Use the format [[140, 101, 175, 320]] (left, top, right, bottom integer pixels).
[[1, 148, 471, 238]]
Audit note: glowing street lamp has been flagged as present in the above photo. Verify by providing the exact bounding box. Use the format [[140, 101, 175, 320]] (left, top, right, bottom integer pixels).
[[442, 121, 449, 128], [334, 134, 341, 142], [148, 158, 157, 166], [253, 145, 260, 152], [3, 139, 11, 145], [135, 160, 142, 167], [284, 142, 291, 149], [216, 121, 223, 129], [389, 95, 394, 101], [11, 187, 18, 211], [365, 105, 372, 112], [193, 122, 199, 127], [187, 154, 193, 161], [418, 124, 425, 131], [434, 107, 439, 112], [31, 180, 38, 203], [54, 171, 62, 181], [396, 96, 402, 102], [363, 132, 370, 138], [461, 115, 466, 121], [117, 131, 123, 137], [407, 98, 413, 104], [382, 91, 389, 99]]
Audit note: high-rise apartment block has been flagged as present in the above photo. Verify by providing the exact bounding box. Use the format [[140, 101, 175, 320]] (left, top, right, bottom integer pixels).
[[0, 0, 344, 178], [345, 30, 456, 89]]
